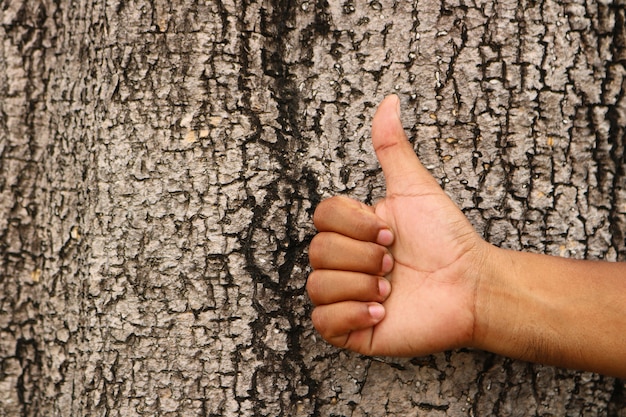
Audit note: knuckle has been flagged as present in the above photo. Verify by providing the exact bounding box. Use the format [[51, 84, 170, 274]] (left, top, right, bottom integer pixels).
[[311, 308, 330, 336], [329, 195, 350, 205], [313, 198, 338, 228], [305, 271, 321, 301], [312, 205, 325, 229], [308, 234, 326, 266], [313, 196, 359, 231]]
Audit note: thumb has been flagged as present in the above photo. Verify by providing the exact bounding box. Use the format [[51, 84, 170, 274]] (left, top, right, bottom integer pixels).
[[371, 95, 440, 195]]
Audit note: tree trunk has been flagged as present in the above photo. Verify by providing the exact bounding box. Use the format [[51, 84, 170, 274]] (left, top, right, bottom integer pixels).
[[1, 0, 624, 415]]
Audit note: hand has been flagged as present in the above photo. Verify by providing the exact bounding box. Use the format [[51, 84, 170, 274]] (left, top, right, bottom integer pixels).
[[307, 95, 492, 357]]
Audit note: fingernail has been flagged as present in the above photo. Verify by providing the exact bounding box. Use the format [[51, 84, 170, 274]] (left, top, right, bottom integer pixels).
[[376, 229, 393, 246], [378, 278, 391, 298], [368, 304, 385, 321], [381, 253, 394, 274]]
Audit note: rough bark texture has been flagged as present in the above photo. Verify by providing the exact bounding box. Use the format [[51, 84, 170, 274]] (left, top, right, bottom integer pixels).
[[1, 0, 625, 415]]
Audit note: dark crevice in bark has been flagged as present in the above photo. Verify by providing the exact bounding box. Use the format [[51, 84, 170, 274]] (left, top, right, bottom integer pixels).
[[238, 0, 323, 414], [604, 6, 626, 261], [15, 337, 41, 416], [609, 378, 626, 417]]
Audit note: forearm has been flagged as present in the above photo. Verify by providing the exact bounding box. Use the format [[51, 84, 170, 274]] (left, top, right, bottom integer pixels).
[[473, 246, 626, 378]]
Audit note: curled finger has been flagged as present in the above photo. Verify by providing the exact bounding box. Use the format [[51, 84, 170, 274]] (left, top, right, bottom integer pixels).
[[314, 196, 394, 246], [311, 301, 385, 350], [309, 232, 394, 275], [307, 270, 391, 306]]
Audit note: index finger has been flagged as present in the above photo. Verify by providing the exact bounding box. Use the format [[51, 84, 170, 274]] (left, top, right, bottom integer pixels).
[[313, 196, 393, 245]]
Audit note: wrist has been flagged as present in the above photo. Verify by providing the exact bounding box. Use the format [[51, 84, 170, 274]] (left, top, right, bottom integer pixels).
[[470, 245, 521, 354], [470, 247, 571, 367]]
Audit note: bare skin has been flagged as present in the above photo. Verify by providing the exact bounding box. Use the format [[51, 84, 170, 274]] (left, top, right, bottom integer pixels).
[[307, 95, 626, 378]]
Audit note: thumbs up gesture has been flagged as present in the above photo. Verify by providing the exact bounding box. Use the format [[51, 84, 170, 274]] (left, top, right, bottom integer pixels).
[[309, 95, 626, 377], [308, 95, 491, 357]]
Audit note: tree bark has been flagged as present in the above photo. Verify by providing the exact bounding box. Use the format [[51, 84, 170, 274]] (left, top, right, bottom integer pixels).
[[0, 0, 624, 415]]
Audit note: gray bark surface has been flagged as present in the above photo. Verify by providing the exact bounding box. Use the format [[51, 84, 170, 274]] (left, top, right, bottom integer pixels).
[[0, 0, 624, 416]]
